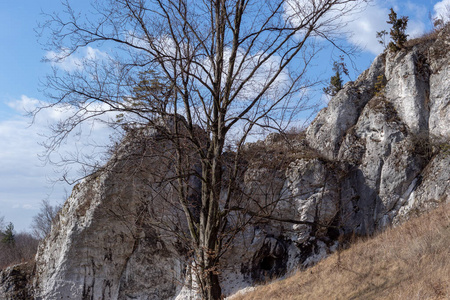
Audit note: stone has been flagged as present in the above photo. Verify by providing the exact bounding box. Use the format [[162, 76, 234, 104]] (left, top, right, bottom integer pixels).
[[0, 263, 34, 299], [2, 25, 449, 300], [306, 53, 386, 160]]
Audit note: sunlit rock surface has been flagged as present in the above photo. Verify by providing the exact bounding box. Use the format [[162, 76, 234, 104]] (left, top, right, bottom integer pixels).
[[1, 26, 448, 300]]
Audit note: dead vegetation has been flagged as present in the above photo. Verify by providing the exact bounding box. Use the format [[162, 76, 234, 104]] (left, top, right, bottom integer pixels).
[[241, 130, 323, 170], [404, 15, 450, 50], [405, 22, 450, 65], [404, 30, 439, 50], [408, 132, 450, 161], [0, 233, 39, 270], [232, 203, 450, 300]]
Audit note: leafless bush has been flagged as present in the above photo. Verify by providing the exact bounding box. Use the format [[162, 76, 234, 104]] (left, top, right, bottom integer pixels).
[[0, 231, 39, 270], [242, 130, 322, 170], [0, 216, 41, 270], [31, 200, 62, 240], [432, 3, 450, 29], [404, 30, 439, 49], [405, 21, 450, 50], [409, 131, 434, 160], [409, 132, 450, 161]]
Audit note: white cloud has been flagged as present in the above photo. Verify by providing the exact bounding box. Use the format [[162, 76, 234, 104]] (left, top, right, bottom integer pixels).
[[220, 49, 291, 103], [45, 46, 109, 72], [284, 0, 428, 55], [407, 19, 426, 39], [283, 0, 388, 55], [434, 0, 450, 23], [343, 3, 390, 55], [12, 204, 35, 210], [340, 1, 427, 54], [0, 95, 116, 231], [145, 34, 294, 123], [7, 95, 41, 113]]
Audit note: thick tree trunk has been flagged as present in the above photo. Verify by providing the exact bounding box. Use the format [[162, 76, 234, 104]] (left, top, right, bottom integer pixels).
[[205, 269, 222, 300], [197, 226, 222, 300], [197, 136, 224, 300], [197, 249, 222, 300]]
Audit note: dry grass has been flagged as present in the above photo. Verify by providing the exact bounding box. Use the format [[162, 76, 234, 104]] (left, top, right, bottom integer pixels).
[[233, 203, 450, 300], [404, 30, 439, 49]]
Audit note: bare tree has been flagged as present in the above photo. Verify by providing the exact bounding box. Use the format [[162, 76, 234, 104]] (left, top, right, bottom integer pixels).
[[39, 0, 365, 298], [31, 200, 62, 240], [0, 223, 39, 270]]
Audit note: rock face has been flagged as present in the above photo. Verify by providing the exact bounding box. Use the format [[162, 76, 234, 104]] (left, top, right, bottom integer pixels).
[[33, 129, 191, 300], [305, 26, 450, 237], [2, 27, 449, 299], [0, 263, 34, 299]]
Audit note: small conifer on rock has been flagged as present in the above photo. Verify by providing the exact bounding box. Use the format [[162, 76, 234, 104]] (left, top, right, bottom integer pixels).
[[387, 8, 408, 52], [323, 56, 348, 97]]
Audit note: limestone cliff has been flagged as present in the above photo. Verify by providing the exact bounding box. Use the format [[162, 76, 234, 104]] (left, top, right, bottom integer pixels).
[[1, 26, 449, 300]]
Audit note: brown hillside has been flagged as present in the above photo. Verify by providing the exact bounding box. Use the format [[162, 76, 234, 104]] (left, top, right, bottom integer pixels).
[[232, 203, 450, 300]]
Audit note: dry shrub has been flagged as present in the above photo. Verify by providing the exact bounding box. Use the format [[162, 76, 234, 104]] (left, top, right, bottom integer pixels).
[[242, 130, 322, 170], [0, 232, 39, 270], [404, 30, 439, 49], [408, 133, 450, 161], [231, 203, 450, 300], [366, 97, 402, 125], [409, 131, 434, 160]]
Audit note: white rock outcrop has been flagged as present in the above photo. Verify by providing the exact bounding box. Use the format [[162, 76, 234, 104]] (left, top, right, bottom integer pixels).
[[33, 132, 191, 299], [2, 25, 448, 300]]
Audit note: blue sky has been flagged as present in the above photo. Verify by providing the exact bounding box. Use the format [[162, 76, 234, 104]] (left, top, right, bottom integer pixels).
[[0, 0, 448, 232]]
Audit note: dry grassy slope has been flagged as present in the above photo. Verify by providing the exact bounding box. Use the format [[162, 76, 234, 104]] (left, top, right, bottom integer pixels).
[[232, 204, 450, 300]]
